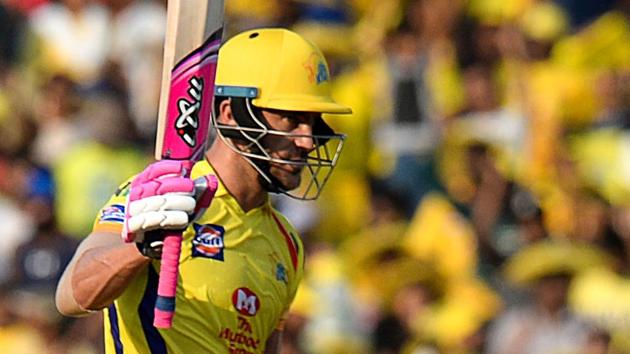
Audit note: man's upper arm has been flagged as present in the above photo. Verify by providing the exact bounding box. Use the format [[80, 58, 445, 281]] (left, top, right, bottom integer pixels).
[[56, 176, 141, 316], [265, 329, 282, 354]]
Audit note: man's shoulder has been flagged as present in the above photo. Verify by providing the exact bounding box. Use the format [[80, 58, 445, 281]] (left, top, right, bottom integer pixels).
[[269, 208, 304, 272], [269, 208, 302, 247]]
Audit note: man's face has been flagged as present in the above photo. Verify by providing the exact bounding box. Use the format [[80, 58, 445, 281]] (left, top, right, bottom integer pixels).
[[259, 109, 318, 191]]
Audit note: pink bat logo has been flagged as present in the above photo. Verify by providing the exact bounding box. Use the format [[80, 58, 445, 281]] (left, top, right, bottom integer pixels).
[[175, 76, 204, 147]]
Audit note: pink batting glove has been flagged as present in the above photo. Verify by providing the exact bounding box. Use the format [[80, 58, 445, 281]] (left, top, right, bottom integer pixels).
[[122, 160, 196, 243]]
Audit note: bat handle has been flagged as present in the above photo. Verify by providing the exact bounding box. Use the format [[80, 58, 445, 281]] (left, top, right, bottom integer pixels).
[[154, 231, 183, 328]]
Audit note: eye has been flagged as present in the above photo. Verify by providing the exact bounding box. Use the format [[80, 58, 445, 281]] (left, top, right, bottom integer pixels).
[[271, 111, 319, 132], [281, 114, 301, 130]]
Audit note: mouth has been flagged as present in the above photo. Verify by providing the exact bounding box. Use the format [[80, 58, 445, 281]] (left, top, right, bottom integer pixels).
[[267, 151, 307, 170], [283, 163, 305, 175], [271, 158, 307, 175], [290, 165, 305, 175]]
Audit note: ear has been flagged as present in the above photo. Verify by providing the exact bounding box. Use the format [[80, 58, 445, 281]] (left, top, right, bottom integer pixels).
[[217, 99, 236, 125]]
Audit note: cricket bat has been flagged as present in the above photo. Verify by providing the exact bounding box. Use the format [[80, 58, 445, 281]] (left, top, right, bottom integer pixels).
[[153, 0, 224, 329]]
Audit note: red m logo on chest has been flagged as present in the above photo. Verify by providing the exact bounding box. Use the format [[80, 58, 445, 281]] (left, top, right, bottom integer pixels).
[[232, 287, 260, 316]]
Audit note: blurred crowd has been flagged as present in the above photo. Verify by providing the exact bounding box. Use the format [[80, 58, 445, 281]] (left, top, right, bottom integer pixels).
[[1, 0, 630, 353]]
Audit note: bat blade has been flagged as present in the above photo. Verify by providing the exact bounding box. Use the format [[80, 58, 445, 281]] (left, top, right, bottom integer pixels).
[[153, 0, 224, 329], [155, 0, 224, 161]]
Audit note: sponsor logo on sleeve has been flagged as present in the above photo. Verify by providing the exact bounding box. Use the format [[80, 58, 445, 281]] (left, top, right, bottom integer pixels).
[[192, 223, 225, 261], [99, 204, 125, 224], [275, 263, 288, 284]]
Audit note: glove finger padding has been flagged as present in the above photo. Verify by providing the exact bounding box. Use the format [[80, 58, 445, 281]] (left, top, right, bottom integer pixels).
[[127, 209, 192, 234], [128, 194, 196, 216]]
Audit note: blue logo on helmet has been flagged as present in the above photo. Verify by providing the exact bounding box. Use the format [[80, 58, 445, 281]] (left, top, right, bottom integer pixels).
[[316, 62, 328, 84]]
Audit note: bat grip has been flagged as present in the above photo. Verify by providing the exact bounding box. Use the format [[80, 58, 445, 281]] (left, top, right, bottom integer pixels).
[[154, 231, 182, 328]]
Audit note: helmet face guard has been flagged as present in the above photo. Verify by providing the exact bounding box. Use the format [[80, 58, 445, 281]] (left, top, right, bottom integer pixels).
[[213, 94, 345, 200], [212, 29, 352, 200]]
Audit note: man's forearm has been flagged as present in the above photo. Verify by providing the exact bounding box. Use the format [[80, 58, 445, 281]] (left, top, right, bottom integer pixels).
[[72, 243, 150, 311], [56, 234, 151, 316]]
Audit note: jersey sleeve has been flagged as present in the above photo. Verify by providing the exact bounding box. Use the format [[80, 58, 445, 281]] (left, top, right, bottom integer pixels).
[[91, 177, 133, 234], [272, 213, 305, 330], [288, 230, 305, 303], [276, 245, 304, 331]]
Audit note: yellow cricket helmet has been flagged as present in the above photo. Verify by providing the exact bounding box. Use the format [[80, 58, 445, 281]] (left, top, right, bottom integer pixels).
[[215, 28, 352, 114]]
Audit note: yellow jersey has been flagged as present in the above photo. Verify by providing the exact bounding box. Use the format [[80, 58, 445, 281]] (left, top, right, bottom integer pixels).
[[92, 160, 304, 354]]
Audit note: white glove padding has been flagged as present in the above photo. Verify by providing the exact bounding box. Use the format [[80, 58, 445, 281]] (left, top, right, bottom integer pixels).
[[126, 194, 196, 239]]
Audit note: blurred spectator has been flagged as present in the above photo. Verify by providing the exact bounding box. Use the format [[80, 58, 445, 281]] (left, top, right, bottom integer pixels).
[[362, 246, 443, 353], [467, 1, 573, 195], [591, 70, 630, 129], [555, 0, 615, 28], [371, 0, 465, 217], [28, 0, 111, 85], [374, 27, 439, 214], [374, 280, 437, 354], [488, 273, 589, 354], [0, 286, 49, 353], [30, 74, 84, 166], [297, 245, 369, 354], [412, 278, 501, 354], [402, 190, 478, 283], [488, 240, 612, 354], [340, 178, 409, 309], [373, 313, 410, 354], [3, 0, 49, 16], [567, 70, 630, 207], [569, 205, 630, 352], [226, 0, 298, 35], [10, 164, 77, 296], [107, 0, 166, 140], [465, 144, 537, 269], [0, 2, 28, 70], [53, 91, 149, 238], [2, 288, 102, 353], [0, 160, 97, 354], [0, 155, 35, 285]]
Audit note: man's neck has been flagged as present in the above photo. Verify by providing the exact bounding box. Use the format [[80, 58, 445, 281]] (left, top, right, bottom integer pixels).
[[205, 141, 268, 212]]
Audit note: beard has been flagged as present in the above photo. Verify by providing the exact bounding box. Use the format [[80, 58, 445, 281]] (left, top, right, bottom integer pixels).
[[268, 163, 303, 191]]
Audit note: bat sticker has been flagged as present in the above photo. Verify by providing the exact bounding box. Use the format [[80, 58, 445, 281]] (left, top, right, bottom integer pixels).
[[175, 76, 204, 147], [159, 34, 221, 160]]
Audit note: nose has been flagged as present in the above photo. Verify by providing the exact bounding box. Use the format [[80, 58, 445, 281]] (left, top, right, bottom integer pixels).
[[293, 122, 315, 152]]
